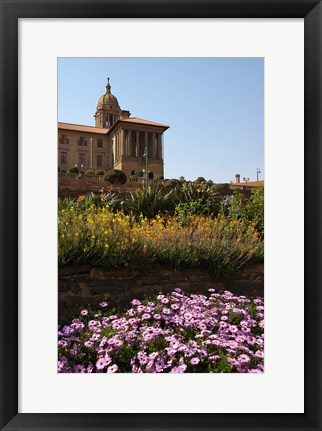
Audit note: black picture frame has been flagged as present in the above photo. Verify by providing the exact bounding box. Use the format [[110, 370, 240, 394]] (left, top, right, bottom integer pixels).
[[1, 1, 321, 430]]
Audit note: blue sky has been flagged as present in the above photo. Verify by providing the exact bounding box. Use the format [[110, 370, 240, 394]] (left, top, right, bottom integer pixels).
[[58, 58, 264, 183]]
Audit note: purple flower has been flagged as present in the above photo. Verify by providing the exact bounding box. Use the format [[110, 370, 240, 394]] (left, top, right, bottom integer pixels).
[[238, 354, 251, 364], [161, 298, 169, 304], [99, 301, 108, 308], [107, 364, 118, 373], [132, 299, 141, 306], [74, 364, 86, 373], [171, 364, 187, 373], [58, 289, 264, 374], [96, 356, 111, 370]]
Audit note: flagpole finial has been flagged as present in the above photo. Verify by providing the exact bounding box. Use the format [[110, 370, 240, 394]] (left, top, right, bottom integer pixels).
[[106, 77, 111, 93]]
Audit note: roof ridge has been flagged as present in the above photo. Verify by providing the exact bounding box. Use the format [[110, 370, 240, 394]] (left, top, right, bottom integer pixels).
[[58, 121, 105, 129]]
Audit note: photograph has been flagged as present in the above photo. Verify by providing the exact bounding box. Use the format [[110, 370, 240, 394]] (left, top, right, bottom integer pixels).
[[57, 57, 265, 374], [1, 0, 321, 427]]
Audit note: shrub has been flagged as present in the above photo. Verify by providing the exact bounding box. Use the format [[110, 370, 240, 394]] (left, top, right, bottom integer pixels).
[[212, 183, 231, 195], [168, 181, 219, 217], [69, 166, 79, 174], [95, 170, 104, 176], [175, 199, 212, 223], [155, 175, 164, 180], [220, 188, 264, 236], [195, 176, 206, 184], [85, 170, 95, 176], [59, 192, 121, 212], [58, 289, 264, 373], [122, 186, 172, 219], [58, 208, 262, 274], [164, 179, 180, 189], [104, 169, 127, 185]]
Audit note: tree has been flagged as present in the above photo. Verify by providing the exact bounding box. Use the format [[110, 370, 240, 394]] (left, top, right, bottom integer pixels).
[[195, 176, 206, 184], [104, 169, 127, 185], [69, 166, 79, 174]]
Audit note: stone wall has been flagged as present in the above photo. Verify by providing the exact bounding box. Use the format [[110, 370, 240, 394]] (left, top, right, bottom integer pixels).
[[58, 263, 264, 322], [58, 175, 147, 199]]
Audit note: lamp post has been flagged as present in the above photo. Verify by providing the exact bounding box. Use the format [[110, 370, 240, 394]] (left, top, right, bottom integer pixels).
[[143, 146, 149, 188], [243, 177, 249, 185], [256, 168, 261, 182]]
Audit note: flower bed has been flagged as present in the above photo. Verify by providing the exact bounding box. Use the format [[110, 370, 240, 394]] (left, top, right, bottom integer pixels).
[[59, 206, 263, 276], [58, 288, 264, 373]]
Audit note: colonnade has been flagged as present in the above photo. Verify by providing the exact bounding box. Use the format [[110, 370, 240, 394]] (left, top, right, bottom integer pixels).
[[113, 130, 163, 164]]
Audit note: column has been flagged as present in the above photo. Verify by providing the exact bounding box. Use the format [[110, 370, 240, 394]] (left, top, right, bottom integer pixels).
[[152, 133, 156, 159], [145, 132, 148, 154], [136, 131, 139, 158], [161, 134, 163, 159], [128, 130, 132, 157], [117, 132, 119, 161], [156, 134, 160, 159], [121, 130, 125, 157]]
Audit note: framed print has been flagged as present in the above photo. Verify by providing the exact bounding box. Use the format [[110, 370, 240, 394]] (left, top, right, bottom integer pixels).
[[1, 0, 321, 430]]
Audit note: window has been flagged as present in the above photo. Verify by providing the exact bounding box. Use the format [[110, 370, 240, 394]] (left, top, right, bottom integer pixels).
[[78, 136, 87, 146], [79, 153, 85, 167], [97, 155, 103, 168], [97, 138, 103, 148], [61, 151, 67, 164], [59, 134, 69, 144]]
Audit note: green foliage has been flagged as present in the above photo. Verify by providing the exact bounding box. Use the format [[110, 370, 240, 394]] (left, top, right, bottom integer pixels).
[[155, 175, 164, 180], [95, 170, 104, 176], [59, 192, 121, 212], [175, 199, 212, 224], [69, 166, 79, 174], [212, 183, 230, 195], [122, 186, 172, 218], [58, 208, 263, 275], [164, 179, 180, 190], [85, 170, 95, 176], [242, 188, 264, 234], [220, 188, 264, 236], [104, 169, 127, 185], [195, 176, 206, 184], [168, 181, 219, 217]]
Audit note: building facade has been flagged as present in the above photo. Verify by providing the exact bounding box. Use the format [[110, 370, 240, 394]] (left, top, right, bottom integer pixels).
[[58, 79, 169, 179]]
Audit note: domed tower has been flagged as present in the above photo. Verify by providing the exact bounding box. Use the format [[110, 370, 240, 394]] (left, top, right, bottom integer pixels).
[[94, 78, 122, 128]]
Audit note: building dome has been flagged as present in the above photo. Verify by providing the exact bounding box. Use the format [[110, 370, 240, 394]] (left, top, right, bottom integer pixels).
[[96, 79, 121, 110]]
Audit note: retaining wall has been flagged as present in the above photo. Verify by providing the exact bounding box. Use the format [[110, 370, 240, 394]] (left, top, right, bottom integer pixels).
[[58, 263, 264, 322]]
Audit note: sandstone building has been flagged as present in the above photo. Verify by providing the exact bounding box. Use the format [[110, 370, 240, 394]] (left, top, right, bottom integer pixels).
[[58, 79, 169, 178]]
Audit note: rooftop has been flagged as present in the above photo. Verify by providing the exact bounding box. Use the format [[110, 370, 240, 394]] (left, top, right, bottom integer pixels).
[[231, 180, 264, 188], [58, 122, 109, 135]]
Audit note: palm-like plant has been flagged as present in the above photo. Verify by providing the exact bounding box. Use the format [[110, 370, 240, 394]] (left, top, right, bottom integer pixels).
[[122, 186, 173, 218]]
